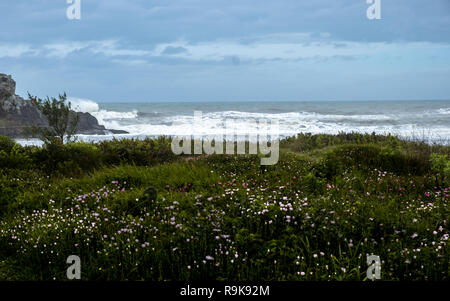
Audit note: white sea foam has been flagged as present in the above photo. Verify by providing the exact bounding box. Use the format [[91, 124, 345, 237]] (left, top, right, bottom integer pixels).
[[16, 100, 450, 146], [96, 110, 450, 143], [436, 108, 450, 115], [69, 97, 138, 128], [69, 98, 100, 113], [165, 111, 397, 126], [91, 109, 138, 124]]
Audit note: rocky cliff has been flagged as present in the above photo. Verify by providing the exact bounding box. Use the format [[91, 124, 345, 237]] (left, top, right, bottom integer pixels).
[[0, 73, 127, 138]]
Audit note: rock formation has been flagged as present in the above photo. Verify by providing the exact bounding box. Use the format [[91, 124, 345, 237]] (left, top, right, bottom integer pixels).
[[0, 73, 127, 138]]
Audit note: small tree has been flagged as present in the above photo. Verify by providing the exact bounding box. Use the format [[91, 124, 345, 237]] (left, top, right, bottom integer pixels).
[[27, 93, 78, 145]]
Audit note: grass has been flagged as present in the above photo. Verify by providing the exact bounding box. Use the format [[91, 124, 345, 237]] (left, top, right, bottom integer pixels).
[[0, 132, 448, 280]]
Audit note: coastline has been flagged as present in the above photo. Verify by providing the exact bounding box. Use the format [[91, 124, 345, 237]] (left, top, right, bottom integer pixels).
[[14, 130, 450, 147]]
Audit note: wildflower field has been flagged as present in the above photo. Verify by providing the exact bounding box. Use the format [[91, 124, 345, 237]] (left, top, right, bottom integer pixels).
[[0, 133, 449, 280]]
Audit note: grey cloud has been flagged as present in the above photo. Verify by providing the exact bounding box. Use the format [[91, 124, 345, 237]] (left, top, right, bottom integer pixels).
[[162, 46, 188, 55], [1, 0, 449, 102]]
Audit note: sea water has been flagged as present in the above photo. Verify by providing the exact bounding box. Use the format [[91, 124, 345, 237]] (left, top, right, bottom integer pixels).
[[16, 99, 450, 146]]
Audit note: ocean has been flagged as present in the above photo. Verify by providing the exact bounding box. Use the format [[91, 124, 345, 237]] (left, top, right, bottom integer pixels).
[[16, 99, 450, 146]]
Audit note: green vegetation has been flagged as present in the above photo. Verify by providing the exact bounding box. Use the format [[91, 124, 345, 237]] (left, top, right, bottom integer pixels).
[[0, 133, 448, 280], [26, 92, 78, 145]]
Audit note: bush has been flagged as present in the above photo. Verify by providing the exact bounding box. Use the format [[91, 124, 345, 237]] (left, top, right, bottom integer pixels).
[[320, 144, 430, 176], [303, 172, 325, 193], [27, 92, 78, 144], [62, 142, 102, 173], [0, 174, 18, 217], [430, 153, 450, 184], [281, 132, 402, 152], [5, 137, 179, 176], [98, 137, 177, 166], [28, 141, 101, 175], [0, 135, 16, 154], [0, 144, 33, 170]]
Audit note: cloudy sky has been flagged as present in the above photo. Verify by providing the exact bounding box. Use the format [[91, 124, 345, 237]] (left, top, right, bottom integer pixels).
[[1, 0, 450, 102]]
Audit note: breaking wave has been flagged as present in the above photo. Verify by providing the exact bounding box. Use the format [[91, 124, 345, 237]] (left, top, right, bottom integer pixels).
[[17, 99, 448, 146]]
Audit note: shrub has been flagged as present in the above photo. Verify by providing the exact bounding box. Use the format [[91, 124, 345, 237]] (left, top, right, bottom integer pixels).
[[27, 92, 78, 144], [63, 142, 102, 173], [0, 144, 33, 170], [98, 137, 177, 166], [430, 153, 450, 184], [281, 132, 402, 152], [321, 144, 429, 176], [0, 135, 16, 153], [0, 174, 18, 217], [303, 172, 325, 193], [27, 141, 101, 175]]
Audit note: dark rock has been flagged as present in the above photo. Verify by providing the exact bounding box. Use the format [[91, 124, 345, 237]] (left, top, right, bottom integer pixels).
[[0, 73, 129, 138], [108, 129, 129, 134], [0, 74, 15, 99], [75, 112, 107, 135]]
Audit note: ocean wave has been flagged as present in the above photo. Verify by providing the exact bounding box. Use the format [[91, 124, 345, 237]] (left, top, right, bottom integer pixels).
[[195, 110, 397, 122], [91, 110, 138, 120], [106, 116, 450, 140], [16, 123, 450, 146], [137, 111, 163, 118], [436, 108, 450, 115], [69, 97, 138, 128], [61, 99, 450, 144], [69, 97, 99, 113]]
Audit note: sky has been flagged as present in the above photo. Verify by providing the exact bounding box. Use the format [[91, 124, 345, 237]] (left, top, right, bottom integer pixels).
[[1, 0, 450, 102]]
